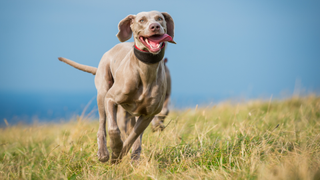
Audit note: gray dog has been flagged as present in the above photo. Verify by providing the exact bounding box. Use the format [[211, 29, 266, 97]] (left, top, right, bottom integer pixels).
[[58, 11, 175, 163]]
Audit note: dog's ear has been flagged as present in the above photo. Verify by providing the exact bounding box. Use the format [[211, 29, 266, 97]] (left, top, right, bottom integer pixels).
[[161, 12, 174, 39], [116, 15, 135, 42]]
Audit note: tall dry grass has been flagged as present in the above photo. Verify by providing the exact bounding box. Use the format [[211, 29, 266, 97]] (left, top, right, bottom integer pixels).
[[1, 95, 320, 179]]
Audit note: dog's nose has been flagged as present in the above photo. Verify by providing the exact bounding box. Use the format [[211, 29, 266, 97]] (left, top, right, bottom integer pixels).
[[149, 23, 160, 32]]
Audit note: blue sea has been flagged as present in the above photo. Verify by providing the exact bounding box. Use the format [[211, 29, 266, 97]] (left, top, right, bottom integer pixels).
[[0, 90, 299, 127], [0, 91, 238, 127]]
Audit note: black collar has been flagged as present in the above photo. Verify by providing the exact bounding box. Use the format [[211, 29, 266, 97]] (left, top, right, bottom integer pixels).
[[133, 44, 165, 64]]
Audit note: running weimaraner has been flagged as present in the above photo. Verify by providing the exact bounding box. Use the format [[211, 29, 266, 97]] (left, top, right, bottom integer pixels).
[[58, 11, 175, 163]]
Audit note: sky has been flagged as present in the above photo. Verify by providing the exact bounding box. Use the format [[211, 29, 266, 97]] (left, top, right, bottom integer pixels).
[[1, 0, 320, 102]]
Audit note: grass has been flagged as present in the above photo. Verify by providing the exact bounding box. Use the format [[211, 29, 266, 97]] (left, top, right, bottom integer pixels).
[[1, 95, 320, 179]]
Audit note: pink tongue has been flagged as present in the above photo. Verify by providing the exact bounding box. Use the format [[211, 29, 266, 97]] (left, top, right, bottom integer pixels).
[[147, 34, 173, 47]]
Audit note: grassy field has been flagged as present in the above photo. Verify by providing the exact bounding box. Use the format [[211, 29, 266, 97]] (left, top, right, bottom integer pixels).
[[1, 95, 320, 179]]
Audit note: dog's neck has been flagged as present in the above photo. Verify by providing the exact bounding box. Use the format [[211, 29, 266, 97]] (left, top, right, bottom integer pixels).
[[133, 44, 165, 64]]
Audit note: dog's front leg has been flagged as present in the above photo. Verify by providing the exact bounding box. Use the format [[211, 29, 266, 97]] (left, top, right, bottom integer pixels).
[[97, 92, 110, 162], [119, 115, 153, 160], [105, 98, 123, 164], [131, 131, 143, 160]]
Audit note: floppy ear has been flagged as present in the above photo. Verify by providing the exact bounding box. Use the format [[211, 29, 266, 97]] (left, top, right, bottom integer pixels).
[[116, 15, 135, 42], [161, 12, 174, 39]]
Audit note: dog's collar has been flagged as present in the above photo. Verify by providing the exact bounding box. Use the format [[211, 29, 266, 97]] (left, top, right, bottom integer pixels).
[[133, 43, 165, 64]]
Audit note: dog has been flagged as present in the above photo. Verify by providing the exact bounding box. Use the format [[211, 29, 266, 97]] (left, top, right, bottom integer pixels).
[[58, 11, 175, 163]]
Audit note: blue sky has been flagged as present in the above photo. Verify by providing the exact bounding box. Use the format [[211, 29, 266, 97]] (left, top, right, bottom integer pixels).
[[1, 0, 320, 100]]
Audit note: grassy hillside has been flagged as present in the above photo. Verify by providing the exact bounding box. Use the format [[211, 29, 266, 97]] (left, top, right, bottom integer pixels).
[[1, 96, 320, 179]]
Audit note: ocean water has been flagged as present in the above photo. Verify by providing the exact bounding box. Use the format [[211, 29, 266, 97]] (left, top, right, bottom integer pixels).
[[0, 91, 95, 126], [0, 91, 232, 127], [0, 90, 297, 127]]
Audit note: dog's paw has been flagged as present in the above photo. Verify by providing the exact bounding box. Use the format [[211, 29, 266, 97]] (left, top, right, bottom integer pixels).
[[98, 155, 110, 163], [110, 159, 121, 164], [109, 151, 122, 165], [97, 150, 110, 163]]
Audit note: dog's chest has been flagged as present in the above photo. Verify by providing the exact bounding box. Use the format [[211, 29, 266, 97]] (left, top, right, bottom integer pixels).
[[137, 83, 166, 113], [119, 80, 166, 116]]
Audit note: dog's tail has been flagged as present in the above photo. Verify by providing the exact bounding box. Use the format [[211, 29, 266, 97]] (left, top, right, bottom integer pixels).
[[58, 57, 97, 75]]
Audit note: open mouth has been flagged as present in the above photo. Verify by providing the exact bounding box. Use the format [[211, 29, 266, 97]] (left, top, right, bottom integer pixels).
[[139, 34, 173, 53]]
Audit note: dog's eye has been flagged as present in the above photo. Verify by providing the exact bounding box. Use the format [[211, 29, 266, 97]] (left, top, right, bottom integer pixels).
[[139, 19, 144, 23], [157, 17, 162, 21]]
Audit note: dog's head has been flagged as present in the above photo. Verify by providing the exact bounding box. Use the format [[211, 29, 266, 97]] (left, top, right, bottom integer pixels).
[[116, 11, 175, 54]]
